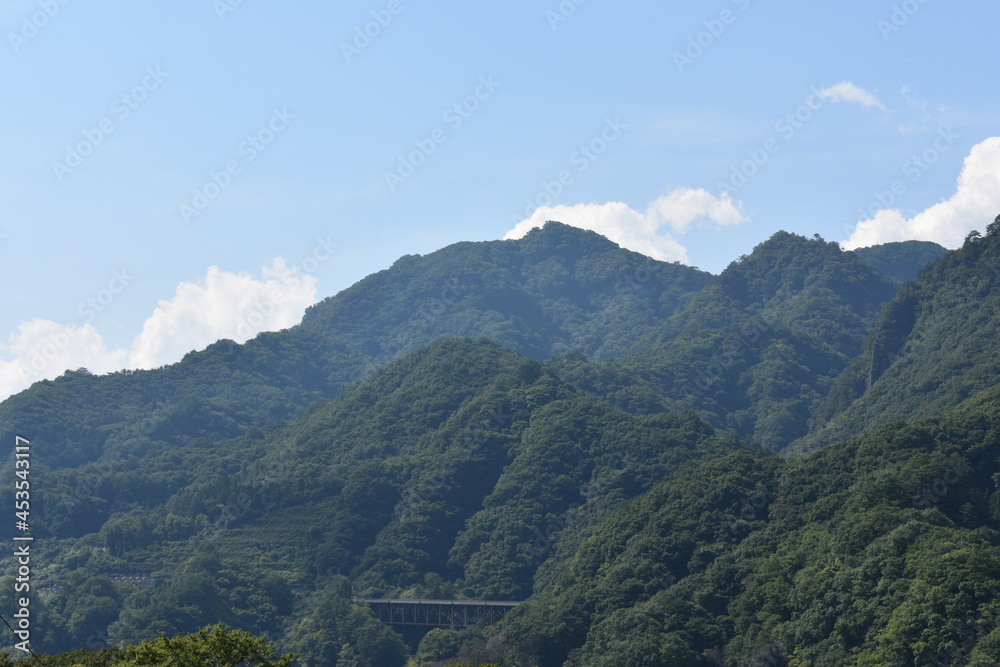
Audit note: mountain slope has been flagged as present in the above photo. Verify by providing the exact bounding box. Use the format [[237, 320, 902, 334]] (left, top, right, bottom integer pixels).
[[0, 222, 989, 663], [796, 216, 1000, 452], [471, 383, 1000, 666], [851, 240, 948, 283], [617, 232, 900, 450], [1, 337, 734, 656], [0, 222, 709, 477], [299, 221, 711, 363]]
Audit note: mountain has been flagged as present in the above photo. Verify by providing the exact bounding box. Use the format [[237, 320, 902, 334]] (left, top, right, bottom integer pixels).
[[0, 219, 992, 665], [0, 336, 735, 661], [0, 224, 715, 658], [795, 216, 1000, 452], [486, 381, 1000, 666], [616, 232, 900, 450], [0, 222, 707, 475], [851, 240, 949, 283], [298, 221, 710, 363]]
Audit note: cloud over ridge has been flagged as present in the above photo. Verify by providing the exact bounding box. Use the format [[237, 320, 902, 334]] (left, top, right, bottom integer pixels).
[[505, 187, 748, 263], [843, 136, 1000, 250], [0, 259, 318, 401]]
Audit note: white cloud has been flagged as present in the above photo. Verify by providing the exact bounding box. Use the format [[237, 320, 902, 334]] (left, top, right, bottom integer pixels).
[[648, 188, 749, 234], [842, 136, 1000, 250], [504, 187, 748, 263], [130, 258, 316, 369], [0, 259, 318, 401], [0, 321, 128, 401], [819, 82, 887, 111]]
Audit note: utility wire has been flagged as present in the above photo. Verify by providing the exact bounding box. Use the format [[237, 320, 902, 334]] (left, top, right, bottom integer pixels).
[[0, 611, 46, 666]]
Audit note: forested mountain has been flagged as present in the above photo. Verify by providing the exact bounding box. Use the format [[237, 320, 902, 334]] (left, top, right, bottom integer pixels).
[[795, 219, 1000, 453], [1, 219, 996, 666], [488, 381, 1000, 665], [851, 240, 948, 283], [615, 232, 900, 450], [299, 221, 711, 364], [0, 222, 706, 475]]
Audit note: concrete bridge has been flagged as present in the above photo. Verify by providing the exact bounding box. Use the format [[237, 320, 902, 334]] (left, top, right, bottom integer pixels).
[[356, 598, 521, 629]]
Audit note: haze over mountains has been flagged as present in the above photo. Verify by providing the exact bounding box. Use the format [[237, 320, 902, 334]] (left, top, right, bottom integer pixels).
[[5, 220, 1000, 665]]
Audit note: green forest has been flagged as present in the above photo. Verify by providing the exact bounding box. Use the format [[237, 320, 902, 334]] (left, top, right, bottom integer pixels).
[[5, 219, 1000, 665]]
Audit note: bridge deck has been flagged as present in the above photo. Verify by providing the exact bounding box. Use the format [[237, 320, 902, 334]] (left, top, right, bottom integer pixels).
[[355, 598, 522, 628]]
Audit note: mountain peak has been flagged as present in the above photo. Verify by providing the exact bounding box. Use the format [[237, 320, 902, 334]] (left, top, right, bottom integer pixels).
[[513, 220, 628, 257], [714, 230, 895, 310], [298, 221, 710, 364]]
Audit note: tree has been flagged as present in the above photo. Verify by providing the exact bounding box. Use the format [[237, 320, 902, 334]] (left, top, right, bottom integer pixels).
[[987, 213, 1000, 237], [118, 624, 295, 666], [337, 643, 359, 667]]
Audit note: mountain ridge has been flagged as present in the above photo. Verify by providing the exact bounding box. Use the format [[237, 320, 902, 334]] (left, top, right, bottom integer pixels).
[[0, 220, 986, 665]]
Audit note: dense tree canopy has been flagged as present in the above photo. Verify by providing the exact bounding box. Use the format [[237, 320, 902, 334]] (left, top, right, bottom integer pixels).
[[0, 220, 992, 664]]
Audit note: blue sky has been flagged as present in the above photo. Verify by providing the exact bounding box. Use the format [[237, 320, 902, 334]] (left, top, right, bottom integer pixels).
[[2, 0, 998, 399]]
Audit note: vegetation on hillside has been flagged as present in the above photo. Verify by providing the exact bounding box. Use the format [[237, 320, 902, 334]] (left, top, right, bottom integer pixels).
[[0, 219, 990, 664], [851, 239, 948, 283]]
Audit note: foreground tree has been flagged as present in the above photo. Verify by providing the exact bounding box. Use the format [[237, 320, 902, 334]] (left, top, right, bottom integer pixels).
[[36, 624, 294, 667], [120, 624, 294, 667]]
